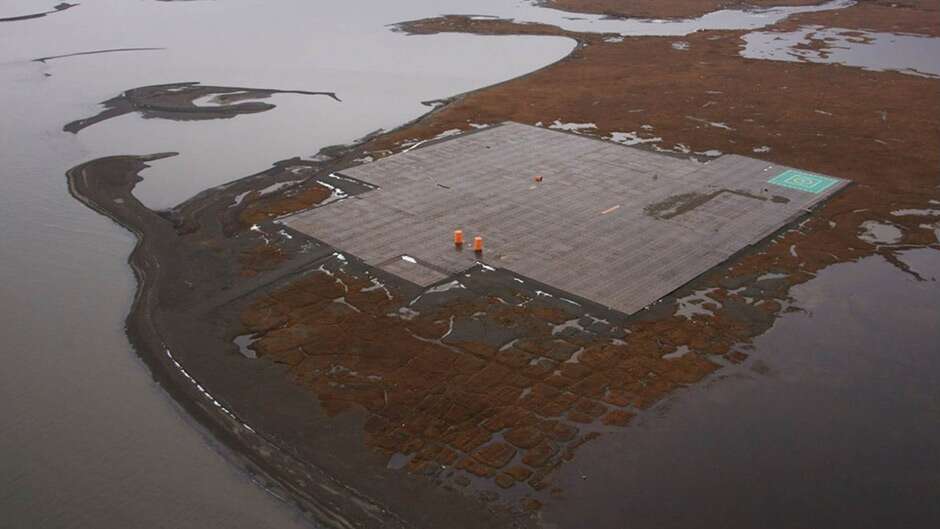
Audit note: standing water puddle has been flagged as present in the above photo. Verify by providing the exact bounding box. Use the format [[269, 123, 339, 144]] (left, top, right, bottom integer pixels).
[[741, 25, 940, 78], [482, 0, 855, 36], [233, 334, 259, 359]]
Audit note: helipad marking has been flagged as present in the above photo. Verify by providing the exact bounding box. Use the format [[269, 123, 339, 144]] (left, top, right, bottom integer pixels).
[[769, 169, 839, 194]]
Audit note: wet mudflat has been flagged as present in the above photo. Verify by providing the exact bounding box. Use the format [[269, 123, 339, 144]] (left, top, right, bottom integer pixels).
[[3, 0, 940, 528]]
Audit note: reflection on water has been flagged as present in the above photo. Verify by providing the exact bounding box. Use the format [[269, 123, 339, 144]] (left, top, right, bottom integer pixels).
[[546, 250, 940, 528]]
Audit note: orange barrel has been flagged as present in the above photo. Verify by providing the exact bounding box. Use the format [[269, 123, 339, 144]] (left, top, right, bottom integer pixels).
[[454, 229, 464, 246], [473, 236, 483, 253]]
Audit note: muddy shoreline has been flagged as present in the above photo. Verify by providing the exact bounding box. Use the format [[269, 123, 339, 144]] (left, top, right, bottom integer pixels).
[[0, 2, 77, 23], [63, 83, 342, 134], [65, 145, 548, 527], [62, 1, 939, 528], [61, 109, 837, 529]]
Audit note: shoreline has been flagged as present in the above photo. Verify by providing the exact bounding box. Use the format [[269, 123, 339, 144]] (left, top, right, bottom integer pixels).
[[63, 100, 565, 527], [62, 1, 939, 528]]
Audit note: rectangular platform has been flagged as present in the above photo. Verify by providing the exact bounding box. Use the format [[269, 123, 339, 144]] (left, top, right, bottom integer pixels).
[[284, 122, 848, 314]]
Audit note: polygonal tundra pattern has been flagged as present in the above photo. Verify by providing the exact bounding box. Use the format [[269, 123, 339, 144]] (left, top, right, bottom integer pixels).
[[284, 122, 848, 314]]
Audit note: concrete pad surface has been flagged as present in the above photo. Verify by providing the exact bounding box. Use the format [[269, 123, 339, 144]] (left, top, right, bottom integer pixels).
[[284, 122, 848, 314]]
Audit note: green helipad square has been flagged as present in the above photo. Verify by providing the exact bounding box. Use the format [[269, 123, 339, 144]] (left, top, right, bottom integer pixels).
[[769, 170, 839, 194]]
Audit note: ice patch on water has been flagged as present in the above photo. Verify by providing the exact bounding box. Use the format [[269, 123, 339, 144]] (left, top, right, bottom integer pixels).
[[249, 224, 272, 245], [390, 306, 420, 320], [662, 346, 690, 360], [858, 220, 903, 245], [190, 91, 256, 107], [891, 208, 940, 217], [607, 131, 662, 146], [362, 277, 393, 300], [233, 334, 259, 359], [686, 116, 734, 130], [315, 176, 349, 206], [549, 120, 596, 133], [675, 288, 720, 319], [552, 318, 586, 336], [696, 149, 722, 157], [409, 280, 466, 308], [654, 143, 692, 155], [432, 128, 464, 140]]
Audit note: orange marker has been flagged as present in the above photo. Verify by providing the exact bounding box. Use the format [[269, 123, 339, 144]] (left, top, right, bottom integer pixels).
[[473, 236, 483, 253], [454, 229, 464, 246]]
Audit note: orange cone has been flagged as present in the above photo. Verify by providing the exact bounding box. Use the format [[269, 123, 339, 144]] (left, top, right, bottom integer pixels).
[[473, 236, 483, 253], [454, 229, 464, 246]]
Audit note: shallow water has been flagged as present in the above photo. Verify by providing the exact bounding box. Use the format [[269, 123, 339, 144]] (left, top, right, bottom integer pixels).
[[0, 1, 573, 528], [547, 250, 940, 528], [0, 0, 576, 209], [858, 220, 904, 245], [501, 0, 854, 36], [741, 25, 940, 77]]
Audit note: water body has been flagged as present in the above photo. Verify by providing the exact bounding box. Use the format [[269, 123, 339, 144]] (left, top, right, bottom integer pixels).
[[0, 1, 856, 210], [548, 250, 940, 528], [1, 0, 577, 209], [2, 0, 917, 528], [0, 1, 573, 528], [741, 25, 940, 78], [486, 0, 855, 36]]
